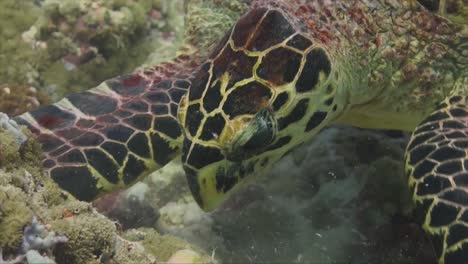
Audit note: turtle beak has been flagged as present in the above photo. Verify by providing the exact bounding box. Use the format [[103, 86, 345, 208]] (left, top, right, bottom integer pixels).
[[183, 166, 207, 210], [184, 159, 244, 212]]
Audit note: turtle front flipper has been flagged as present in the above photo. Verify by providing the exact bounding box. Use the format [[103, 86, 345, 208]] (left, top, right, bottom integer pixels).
[[14, 58, 197, 201], [406, 95, 468, 263]]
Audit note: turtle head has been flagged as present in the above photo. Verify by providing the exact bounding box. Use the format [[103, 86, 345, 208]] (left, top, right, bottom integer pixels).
[[178, 59, 281, 211], [179, 95, 280, 211], [178, 7, 339, 211]]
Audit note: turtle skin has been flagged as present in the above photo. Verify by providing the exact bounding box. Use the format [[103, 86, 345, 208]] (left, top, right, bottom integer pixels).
[[406, 95, 468, 263], [14, 55, 200, 200], [13, 0, 468, 263]]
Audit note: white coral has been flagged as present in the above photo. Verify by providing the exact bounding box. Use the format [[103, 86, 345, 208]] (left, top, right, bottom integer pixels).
[[21, 217, 68, 253], [0, 113, 27, 145], [25, 250, 54, 264]]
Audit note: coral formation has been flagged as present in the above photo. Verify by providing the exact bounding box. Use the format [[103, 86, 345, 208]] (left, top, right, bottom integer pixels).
[[0, 85, 50, 117], [184, 0, 248, 56], [110, 236, 156, 264], [2, 216, 68, 264], [22, 216, 68, 253], [442, 0, 468, 24], [0, 117, 38, 253], [157, 199, 220, 246], [167, 249, 206, 264], [0, 112, 216, 263], [24, 250, 54, 264], [0, 186, 33, 253], [1, 206, 68, 263], [0, 113, 28, 147], [0, 0, 185, 101], [0, 248, 24, 264], [0, 0, 42, 87], [51, 213, 116, 263], [123, 228, 215, 263], [25, 0, 182, 98], [0, 2, 250, 263]]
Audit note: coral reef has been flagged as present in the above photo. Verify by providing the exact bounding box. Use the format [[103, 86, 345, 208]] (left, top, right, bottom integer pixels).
[[0, 131, 36, 253], [109, 236, 156, 264], [166, 249, 204, 264], [0, 113, 28, 147], [0, 248, 24, 264], [24, 250, 54, 264], [123, 228, 215, 263], [1, 216, 68, 264], [22, 216, 68, 253], [25, 0, 182, 99], [51, 213, 116, 263], [184, 0, 248, 56], [442, 0, 468, 24], [0, 85, 50, 116], [0, 0, 42, 86], [0, 0, 247, 102], [0, 112, 216, 263], [0, 2, 247, 263], [1, 0, 185, 101]]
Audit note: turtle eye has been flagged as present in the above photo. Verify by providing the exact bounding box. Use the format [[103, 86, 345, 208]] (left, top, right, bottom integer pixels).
[[226, 108, 277, 161]]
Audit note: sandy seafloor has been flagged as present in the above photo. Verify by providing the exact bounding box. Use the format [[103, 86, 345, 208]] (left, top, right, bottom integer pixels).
[[119, 125, 435, 264]]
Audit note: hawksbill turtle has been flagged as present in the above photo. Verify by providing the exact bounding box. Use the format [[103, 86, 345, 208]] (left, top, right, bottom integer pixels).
[[9, 0, 467, 263]]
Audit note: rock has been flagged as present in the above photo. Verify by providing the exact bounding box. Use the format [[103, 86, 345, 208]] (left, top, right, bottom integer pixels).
[[167, 249, 201, 264]]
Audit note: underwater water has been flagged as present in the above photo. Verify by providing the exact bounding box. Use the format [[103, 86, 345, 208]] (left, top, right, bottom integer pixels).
[[1, 0, 466, 263], [122, 126, 434, 264]]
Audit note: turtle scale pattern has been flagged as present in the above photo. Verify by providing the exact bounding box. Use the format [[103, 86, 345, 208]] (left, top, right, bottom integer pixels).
[[180, 7, 340, 209], [14, 55, 201, 200], [13, 0, 468, 263], [406, 95, 468, 263]]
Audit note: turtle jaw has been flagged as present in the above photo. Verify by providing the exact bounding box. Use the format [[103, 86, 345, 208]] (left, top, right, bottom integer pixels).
[[183, 157, 260, 212], [183, 161, 232, 212]]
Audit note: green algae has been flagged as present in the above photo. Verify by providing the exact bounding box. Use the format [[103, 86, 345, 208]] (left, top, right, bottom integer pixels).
[[51, 214, 116, 264], [0, 126, 61, 253], [0, 1, 244, 263], [445, 0, 468, 24], [0, 84, 51, 116], [124, 227, 213, 263], [0, 128, 22, 170], [185, 0, 248, 56], [30, 0, 174, 99], [0, 0, 186, 101], [0, 126, 50, 191], [111, 236, 157, 264], [0, 0, 248, 100], [0, 185, 33, 251], [47, 200, 93, 220], [127, 228, 190, 261], [0, 0, 42, 86], [0, 124, 205, 263], [0, 1, 243, 262]]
